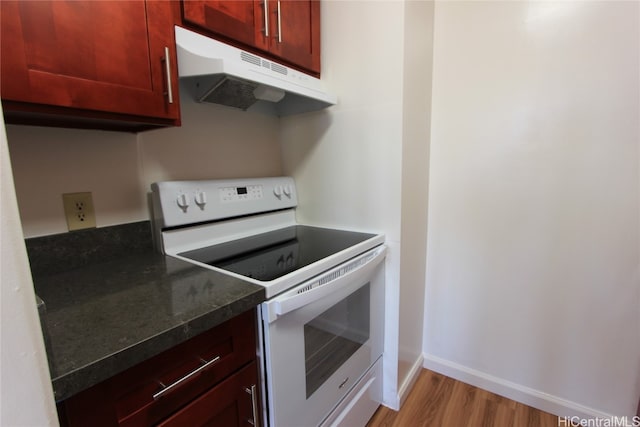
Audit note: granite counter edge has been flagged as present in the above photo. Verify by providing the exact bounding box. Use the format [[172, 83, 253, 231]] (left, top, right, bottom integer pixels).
[[50, 289, 265, 402]]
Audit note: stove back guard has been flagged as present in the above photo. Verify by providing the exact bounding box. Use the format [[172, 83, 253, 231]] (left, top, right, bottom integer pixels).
[[150, 177, 297, 253]]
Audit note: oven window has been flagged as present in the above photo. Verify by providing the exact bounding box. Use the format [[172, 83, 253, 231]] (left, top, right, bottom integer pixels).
[[304, 283, 370, 398]]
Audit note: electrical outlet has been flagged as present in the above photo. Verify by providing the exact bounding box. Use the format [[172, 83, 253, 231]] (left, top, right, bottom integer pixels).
[[62, 192, 96, 231]]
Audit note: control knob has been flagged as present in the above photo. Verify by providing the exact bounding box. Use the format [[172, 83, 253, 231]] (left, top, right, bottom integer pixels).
[[273, 185, 283, 199], [283, 184, 292, 198], [177, 193, 190, 211], [195, 191, 207, 208]]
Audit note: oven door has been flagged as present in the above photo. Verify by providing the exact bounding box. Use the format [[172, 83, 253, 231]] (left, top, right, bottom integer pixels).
[[260, 245, 385, 427]]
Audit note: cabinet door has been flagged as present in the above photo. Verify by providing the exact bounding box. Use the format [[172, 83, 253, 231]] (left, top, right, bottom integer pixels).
[[180, 0, 320, 75], [1, 0, 179, 124], [182, 0, 269, 52], [157, 361, 261, 427], [267, 0, 320, 74]]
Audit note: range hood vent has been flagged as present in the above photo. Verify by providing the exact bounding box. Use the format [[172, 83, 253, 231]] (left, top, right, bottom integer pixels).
[[174, 26, 337, 116]]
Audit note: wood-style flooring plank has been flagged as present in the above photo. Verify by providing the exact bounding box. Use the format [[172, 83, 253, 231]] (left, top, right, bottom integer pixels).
[[367, 369, 558, 427]]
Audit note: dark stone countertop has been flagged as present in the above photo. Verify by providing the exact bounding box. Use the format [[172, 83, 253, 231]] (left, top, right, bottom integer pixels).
[[28, 223, 265, 402]]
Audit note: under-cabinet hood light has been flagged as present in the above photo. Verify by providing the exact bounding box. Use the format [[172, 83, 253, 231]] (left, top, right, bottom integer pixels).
[[174, 26, 337, 116]]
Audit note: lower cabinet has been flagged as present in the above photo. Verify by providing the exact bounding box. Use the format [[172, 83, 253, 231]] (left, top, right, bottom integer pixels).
[[158, 362, 259, 427], [57, 310, 261, 427]]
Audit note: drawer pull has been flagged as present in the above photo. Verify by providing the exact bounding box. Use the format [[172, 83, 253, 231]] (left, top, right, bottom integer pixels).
[[163, 46, 174, 104], [153, 355, 221, 400], [262, 0, 269, 37], [244, 384, 260, 427], [275, 0, 282, 43]]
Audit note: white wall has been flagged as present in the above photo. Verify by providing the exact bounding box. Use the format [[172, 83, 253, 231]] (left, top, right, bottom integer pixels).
[[7, 126, 142, 237], [425, 0, 639, 418], [397, 0, 433, 403], [281, 2, 404, 237], [1, 107, 59, 425], [138, 83, 282, 190], [281, 0, 432, 409], [7, 84, 282, 238], [281, 1, 404, 408]]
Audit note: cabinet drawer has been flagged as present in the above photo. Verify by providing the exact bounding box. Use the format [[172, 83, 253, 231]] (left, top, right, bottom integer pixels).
[[61, 310, 257, 427], [158, 361, 259, 427]]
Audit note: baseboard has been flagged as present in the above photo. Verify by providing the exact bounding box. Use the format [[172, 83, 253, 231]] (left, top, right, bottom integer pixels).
[[397, 354, 424, 408], [380, 354, 424, 411], [423, 354, 615, 421]]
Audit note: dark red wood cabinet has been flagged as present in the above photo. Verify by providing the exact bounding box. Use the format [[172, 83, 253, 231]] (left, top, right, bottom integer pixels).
[[181, 0, 321, 75], [157, 362, 259, 427], [0, 0, 181, 131], [57, 310, 262, 427], [182, 1, 269, 53]]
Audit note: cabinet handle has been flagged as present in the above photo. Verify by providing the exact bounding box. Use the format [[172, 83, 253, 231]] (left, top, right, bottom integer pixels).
[[262, 0, 269, 37], [152, 355, 220, 400], [244, 384, 260, 427], [163, 46, 174, 104], [275, 0, 282, 43]]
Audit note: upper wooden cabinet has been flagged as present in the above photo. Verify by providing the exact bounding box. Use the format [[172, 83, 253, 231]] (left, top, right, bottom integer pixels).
[[181, 0, 321, 75], [1, 0, 181, 131], [181, 1, 269, 53]]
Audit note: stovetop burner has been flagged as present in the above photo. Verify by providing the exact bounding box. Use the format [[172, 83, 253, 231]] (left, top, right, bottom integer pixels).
[[179, 225, 376, 281]]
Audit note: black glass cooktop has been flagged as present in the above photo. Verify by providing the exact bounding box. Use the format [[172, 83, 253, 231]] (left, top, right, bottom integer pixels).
[[179, 225, 376, 281]]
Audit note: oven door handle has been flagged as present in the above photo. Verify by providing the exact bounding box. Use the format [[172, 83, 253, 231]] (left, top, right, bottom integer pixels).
[[269, 245, 386, 322]]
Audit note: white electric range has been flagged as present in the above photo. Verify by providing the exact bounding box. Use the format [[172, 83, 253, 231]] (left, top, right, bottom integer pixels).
[[151, 176, 385, 427]]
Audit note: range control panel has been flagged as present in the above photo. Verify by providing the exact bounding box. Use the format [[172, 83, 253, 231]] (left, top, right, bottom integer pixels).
[[151, 177, 297, 228], [219, 184, 263, 202]]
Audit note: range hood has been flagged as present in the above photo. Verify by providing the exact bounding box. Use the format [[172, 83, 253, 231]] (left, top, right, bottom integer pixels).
[[174, 26, 337, 116]]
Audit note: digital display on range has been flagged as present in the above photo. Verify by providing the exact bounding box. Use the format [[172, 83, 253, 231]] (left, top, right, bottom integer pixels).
[[237, 187, 248, 195]]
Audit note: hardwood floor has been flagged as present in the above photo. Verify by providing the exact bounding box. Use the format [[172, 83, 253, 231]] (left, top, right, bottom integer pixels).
[[367, 369, 558, 427]]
